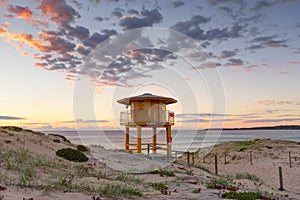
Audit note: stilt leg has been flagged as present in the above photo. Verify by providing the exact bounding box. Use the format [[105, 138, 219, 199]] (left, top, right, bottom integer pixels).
[[152, 127, 157, 153], [137, 126, 142, 153], [125, 127, 129, 151]]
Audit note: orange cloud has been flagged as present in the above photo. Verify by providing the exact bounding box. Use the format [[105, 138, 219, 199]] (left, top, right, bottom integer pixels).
[[6, 5, 47, 27], [0, 24, 46, 51]]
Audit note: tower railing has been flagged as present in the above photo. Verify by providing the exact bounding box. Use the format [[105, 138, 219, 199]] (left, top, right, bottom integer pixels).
[[120, 110, 175, 126]]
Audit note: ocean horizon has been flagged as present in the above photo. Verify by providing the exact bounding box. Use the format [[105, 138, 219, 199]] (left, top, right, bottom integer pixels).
[[44, 129, 300, 152]]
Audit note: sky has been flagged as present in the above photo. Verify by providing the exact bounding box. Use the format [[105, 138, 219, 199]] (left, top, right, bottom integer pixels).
[[0, 0, 300, 130]]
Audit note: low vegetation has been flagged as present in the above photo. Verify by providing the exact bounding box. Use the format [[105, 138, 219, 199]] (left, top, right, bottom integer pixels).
[[149, 182, 168, 190], [222, 191, 261, 200], [150, 169, 175, 177], [77, 144, 89, 152], [56, 148, 88, 162]]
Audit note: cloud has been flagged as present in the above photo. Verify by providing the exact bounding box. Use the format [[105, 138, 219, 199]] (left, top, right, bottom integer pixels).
[[255, 100, 300, 106], [37, 0, 80, 28], [119, 9, 163, 30], [128, 9, 139, 15], [193, 61, 222, 69], [251, 1, 276, 11], [248, 35, 288, 50], [289, 61, 300, 65], [6, 4, 47, 27], [220, 49, 238, 58], [66, 25, 90, 40], [111, 7, 124, 18], [94, 16, 104, 21], [83, 29, 117, 48], [176, 113, 229, 118], [170, 0, 185, 8], [0, 115, 26, 120], [244, 118, 300, 123], [244, 64, 258, 72], [206, 0, 242, 6], [224, 58, 244, 66], [279, 71, 289, 75], [171, 16, 244, 41], [59, 119, 109, 123]]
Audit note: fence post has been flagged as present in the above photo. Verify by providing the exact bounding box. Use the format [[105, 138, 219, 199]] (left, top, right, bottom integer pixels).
[[224, 152, 227, 164], [289, 151, 292, 168], [203, 156, 206, 163], [278, 166, 284, 191], [250, 151, 253, 165], [215, 155, 218, 175], [192, 152, 195, 166], [147, 144, 150, 154], [187, 151, 190, 166]]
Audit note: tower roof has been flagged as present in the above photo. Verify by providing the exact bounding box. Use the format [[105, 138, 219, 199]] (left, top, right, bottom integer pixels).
[[117, 93, 177, 105]]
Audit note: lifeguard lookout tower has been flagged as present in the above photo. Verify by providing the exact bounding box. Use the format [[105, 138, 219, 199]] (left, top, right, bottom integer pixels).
[[117, 93, 177, 156]]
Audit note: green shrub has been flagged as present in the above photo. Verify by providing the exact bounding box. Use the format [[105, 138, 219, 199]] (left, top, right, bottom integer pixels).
[[56, 148, 88, 162], [53, 139, 60, 143], [223, 191, 261, 200], [77, 144, 89, 152], [149, 182, 168, 190], [151, 169, 175, 177]]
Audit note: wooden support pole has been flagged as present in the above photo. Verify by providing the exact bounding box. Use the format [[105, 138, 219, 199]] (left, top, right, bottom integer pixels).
[[137, 126, 142, 153], [224, 152, 227, 164], [152, 127, 157, 153], [278, 166, 284, 191], [125, 127, 129, 151], [187, 151, 190, 166], [215, 155, 218, 175], [147, 144, 150, 154], [250, 151, 253, 165], [289, 151, 292, 168], [166, 126, 172, 159]]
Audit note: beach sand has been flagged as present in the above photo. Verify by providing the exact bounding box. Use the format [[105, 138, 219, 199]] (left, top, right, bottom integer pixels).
[[1, 126, 299, 199]]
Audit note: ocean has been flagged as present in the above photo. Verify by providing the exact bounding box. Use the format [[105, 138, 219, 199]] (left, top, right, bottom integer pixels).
[[44, 129, 300, 152]]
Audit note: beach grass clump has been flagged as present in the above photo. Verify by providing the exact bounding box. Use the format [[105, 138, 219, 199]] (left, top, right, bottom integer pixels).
[[77, 144, 89, 152], [195, 164, 211, 173], [2, 126, 23, 132], [205, 177, 229, 189], [150, 169, 175, 177], [101, 183, 142, 197], [48, 134, 71, 143], [234, 172, 261, 182], [115, 172, 144, 184], [149, 182, 168, 190], [56, 148, 88, 162], [222, 191, 261, 200]]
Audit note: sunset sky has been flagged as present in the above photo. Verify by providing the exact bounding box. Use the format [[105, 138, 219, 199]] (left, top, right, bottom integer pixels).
[[0, 0, 300, 130]]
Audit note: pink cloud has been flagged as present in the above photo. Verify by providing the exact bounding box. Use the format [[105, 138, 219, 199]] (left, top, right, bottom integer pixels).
[[279, 71, 289, 75]]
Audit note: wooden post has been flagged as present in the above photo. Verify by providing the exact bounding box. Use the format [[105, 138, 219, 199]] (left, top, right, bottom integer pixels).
[[215, 155, 218, 175], [125, 127, 129, 151], [152, 127, 157, 153], [192, 152, 195, 166], [250, 151, 253, 165], [166, 126, 172, 159], [224, 152, 227, 164], [137, 126, 142, 153], [147, 144, 150, 154], [278, 166, 284, 191], [203, 156, 206, 163], [187, 151, 190, 166], [289, 151, 292, 168]]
